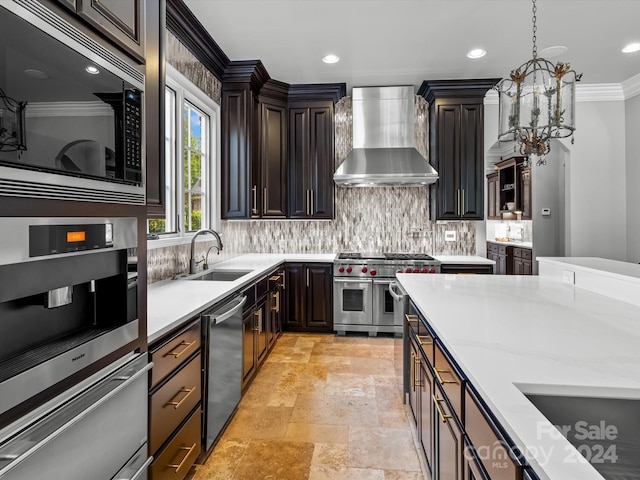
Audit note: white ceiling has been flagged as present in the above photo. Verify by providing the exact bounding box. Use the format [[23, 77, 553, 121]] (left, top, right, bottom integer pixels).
[[183, 0, 640, 92]]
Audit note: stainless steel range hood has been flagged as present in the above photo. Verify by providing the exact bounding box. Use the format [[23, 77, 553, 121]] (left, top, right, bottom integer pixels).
[[333, 86, 438, 187]]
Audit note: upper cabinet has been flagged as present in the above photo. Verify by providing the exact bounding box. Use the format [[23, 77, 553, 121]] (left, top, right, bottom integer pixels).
[[419, 79, 500, 221], [54, 0, 145, 63], [221, 70, 344, 220], [493, 156, 531, 220], [288, 100, 335, 219]]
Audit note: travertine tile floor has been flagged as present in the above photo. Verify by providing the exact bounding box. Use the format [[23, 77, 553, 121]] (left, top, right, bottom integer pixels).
[[191, 333, 426, 480]]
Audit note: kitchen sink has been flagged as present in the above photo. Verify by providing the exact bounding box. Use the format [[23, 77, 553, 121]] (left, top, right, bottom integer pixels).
[[525, 392, 640, 480], [189, 269, 252, 282]]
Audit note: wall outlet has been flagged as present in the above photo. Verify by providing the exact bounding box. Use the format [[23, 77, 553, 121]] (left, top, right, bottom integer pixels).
[[444, 231, 456, 242], [541, 208, 551, 216], [563, 270, 575, 285]]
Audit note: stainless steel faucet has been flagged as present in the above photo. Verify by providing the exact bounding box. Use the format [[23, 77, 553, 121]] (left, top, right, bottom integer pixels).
[[189, 229, 224, 274]]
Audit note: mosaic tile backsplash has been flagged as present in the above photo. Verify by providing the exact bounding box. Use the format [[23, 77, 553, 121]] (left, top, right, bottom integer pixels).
[[147, 51, 477, 283]]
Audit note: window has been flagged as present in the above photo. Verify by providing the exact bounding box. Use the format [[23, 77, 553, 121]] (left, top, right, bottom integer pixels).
[[148, 64, 219, 237]]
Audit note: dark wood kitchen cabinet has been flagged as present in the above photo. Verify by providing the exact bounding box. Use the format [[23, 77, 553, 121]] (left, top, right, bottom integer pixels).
[[284, 263, 333, 332], [406, 306, 526, 480], [221, 61, 268, 219], [267, 269, 285, 349], [255, 85, 288, 218], [419, 79, 500, 221], [487, 171, 500, 220], [288, 101, 335, 219], [513, 247, 533, 276], [53, 0, 145, 62], [148, 319, 202, 480], [487, 242, 511, 275], [241, 276, 269, 391]]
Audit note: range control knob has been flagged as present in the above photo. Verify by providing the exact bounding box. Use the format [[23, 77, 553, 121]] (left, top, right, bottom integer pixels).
[[429, 268, 436, 273], [406, 268, 412, 273], [338, 266, 345, 273], [346, 267, 352, 273], [361, 267, 368, 273], [397, 269, 403, 274], [421, 267, 428, 273], [413, 268, 420, 273], [370, 269, 377, 276]]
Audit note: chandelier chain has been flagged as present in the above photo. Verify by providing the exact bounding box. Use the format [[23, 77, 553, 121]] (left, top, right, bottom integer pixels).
[[531, 0, 538, 58]]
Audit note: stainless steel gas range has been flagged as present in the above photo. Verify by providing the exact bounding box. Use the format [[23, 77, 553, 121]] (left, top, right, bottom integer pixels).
[[333, 252, 441, 336]]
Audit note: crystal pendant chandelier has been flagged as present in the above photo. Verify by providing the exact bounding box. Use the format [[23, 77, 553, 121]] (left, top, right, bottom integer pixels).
[[497, 0, 582, 165]]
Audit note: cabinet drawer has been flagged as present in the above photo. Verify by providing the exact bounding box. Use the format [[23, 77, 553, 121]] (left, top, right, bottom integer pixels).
[[487, 243, 498, 254], [498, 245, 507, 256], [406, 314, 434, 365], [150, 353, 202, 454], [255, 275, 269, 301], [151, 320, 201, 388], [434, 341, 463, 421], [521, 249, 532, 260], [513, 248, 522, 258], [465, 388, 521, 480], [150, 408, 202, 480]]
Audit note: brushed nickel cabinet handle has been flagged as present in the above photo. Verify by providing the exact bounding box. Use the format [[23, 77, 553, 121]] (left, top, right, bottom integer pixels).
[[166, 340, 196, 359], [168, 443, 197, 473], [457, 188, 461, 216], [166, 386, 196, 409], [306, 268, 310, 287], [461, 188, 465, 216], [252, 185, 257, 214], [433, 395, 452, 423], [310, 189, 314, 215], [263, 187, 267, 215]]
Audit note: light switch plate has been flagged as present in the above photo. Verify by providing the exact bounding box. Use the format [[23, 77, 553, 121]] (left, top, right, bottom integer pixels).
[[541, 208, 551, 216], [445, 231, 456, 242]]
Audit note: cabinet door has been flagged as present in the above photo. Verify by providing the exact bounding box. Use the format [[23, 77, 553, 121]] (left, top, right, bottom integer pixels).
[[487, 174, 498, 219], [519, 167, 532, 220], [77, 0, 145, 62], [522, 259, 532, 276], [284, 263, 305, 330], [434, 385, 463, 480], [222, 87, 254, 219], [260, 102, 287, 218], [308, 106, 334, 219], [459, 104, 484, 220], [513, 258, 523, 275], [288, 108, 311, 218], [434, 103, 461, 220], [256, 299, 268, 366], [464, 440, 489, 480], [419, 359, 435, 476], [305, 264, 333, 331], [497, 254, 507, 275], [242, 308, 257, 388]]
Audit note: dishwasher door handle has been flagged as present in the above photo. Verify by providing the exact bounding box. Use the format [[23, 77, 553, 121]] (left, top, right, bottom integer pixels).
[[204, 296, 247, 326]]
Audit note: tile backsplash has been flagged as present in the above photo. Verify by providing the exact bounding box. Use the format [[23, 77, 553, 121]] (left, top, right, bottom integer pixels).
[[147, 45, 477, 284]]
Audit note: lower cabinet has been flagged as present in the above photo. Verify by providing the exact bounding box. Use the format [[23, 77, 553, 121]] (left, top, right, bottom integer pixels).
[[406, 305, 528, 480], [513, 247, 533, 275], [284, 263, 333, 332], [148, 319, 203, 480], [487, 243, 533, 276]]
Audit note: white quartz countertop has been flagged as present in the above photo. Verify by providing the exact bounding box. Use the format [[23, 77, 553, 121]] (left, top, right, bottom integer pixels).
[[538, 256, 640, 284], [435, 255, 495, 265], [147, 253, 335, 343], [487, 240, 533, 248], [396, 273, 640, 480]]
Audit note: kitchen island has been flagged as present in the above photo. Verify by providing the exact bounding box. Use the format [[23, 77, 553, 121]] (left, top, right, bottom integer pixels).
[[397, 270, 640, 480]]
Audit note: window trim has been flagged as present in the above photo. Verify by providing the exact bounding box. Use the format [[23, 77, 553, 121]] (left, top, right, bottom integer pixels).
[[148, 63, 220, 244]]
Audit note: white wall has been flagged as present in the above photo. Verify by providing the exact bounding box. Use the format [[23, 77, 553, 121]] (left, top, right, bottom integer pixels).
[[626, 94, 640, 263], [560, 100, 627, 260]]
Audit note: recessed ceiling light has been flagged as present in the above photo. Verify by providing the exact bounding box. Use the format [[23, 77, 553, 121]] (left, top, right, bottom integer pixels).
[[466, 48, 487, 59], [322, 54, 340, 64], [85, 65, 100, 75], [539, 45, 568, 58], [622, 42, 640, 53], [24, 68, 50, 79]]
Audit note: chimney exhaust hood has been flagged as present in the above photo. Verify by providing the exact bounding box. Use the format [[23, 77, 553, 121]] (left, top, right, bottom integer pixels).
[[333, 86, 438, 187]]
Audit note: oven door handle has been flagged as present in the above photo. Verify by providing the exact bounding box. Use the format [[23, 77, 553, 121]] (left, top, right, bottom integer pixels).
[[373, 279, 393, 285], [388, 282, 405, 301], [334, 278, 371, 285], [0, 358, 153, 477]]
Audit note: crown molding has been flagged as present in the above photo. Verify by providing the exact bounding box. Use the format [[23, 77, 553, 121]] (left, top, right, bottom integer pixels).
[[622, 73, 640, 100], [484, 83, 631, 105]]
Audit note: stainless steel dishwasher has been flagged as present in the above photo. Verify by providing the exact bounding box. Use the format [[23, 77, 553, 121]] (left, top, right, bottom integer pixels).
[[202, 294, 247, 452]]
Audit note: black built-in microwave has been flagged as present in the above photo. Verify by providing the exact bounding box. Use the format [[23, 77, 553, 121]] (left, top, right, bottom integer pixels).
[[0, 1, 145, 204]]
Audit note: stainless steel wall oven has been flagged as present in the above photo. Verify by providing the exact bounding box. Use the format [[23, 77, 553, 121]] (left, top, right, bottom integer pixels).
[[0, 217, 150, 479]]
